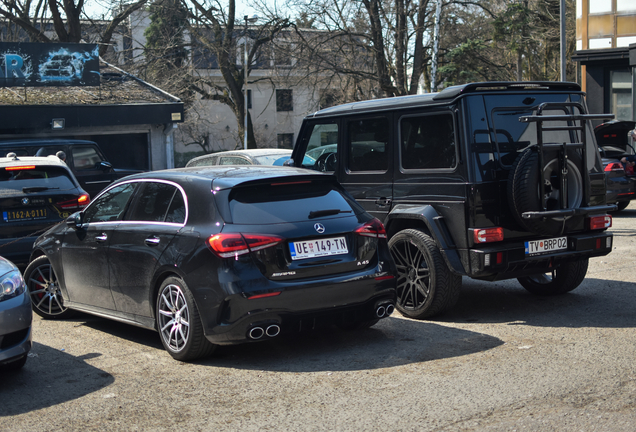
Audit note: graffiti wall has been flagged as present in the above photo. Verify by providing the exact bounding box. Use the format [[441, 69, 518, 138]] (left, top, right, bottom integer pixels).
[[0, 42, 100, 87]]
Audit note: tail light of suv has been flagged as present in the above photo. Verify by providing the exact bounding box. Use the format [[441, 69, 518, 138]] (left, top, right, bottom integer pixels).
[[604, 162, 625, 173], [208, 233, 283, 258], [56, 194, 90, 211], [588, 214, 612, 230]]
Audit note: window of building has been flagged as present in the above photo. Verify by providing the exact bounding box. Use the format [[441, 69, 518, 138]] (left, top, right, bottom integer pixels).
[[610, 69, 633, 121], [277, 133, 294, 149], [589, 0, 612, 14], [247, 89, 252, 109], [276, 89, 293, 111]]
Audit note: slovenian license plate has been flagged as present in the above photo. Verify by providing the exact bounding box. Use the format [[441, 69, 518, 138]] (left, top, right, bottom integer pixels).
[[525, 236, 567, 255], [289, 236, 348, 260], [3, 208, 48, 222]]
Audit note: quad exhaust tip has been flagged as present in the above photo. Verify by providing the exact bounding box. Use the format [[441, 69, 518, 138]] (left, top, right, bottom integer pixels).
[[248, 324, 281, 340], [376, 302, 395, 318]]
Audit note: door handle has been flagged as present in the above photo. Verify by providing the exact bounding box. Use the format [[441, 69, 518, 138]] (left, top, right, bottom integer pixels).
[[95, 233, 107, 242], [375, 198, 392, 207], [145, 236, 160, 246]]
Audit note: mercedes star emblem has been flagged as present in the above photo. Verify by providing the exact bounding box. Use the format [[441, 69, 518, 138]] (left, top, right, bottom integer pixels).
[[314, 223, 325, 234]]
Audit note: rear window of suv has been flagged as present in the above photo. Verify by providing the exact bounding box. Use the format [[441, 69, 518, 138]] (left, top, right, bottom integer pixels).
[[0, 165, 76, 193], [227, 180, 363, 224]]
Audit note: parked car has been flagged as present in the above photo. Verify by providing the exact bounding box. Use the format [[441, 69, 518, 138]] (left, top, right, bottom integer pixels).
[[185, 149, 315, 168], [0, 154, 90, 267], [289, 81, 615, 319], [0, 139, 142, 198], [0, 256, 32, 371], [25, 166, 397, 361], [596, 120, 636, 212]]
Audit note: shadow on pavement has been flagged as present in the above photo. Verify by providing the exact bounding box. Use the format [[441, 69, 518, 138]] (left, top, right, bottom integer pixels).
[[0, 342, 114, 416], [436, 277, 636, 328]]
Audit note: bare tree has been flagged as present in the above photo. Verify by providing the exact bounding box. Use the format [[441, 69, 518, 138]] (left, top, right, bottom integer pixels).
[[0, 0, 148, 57]]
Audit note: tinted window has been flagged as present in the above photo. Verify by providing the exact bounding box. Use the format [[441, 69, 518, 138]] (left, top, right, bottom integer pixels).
[[219, 157, 250, 165], [84, 183, 136, 223], [300, 123, 339, 170], [228, 181, 362, 224], [0, 166, 76, 191], [126, 182, 179, 222], [347, 118, 389, 172], [72, 146, 104, 170], [400, 113, 456, 170], [165, 190, 186, 224], [187, 155, 217, 167]]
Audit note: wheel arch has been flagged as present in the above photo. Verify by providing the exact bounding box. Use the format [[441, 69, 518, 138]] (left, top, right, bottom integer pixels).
[[386, 204, 466, 275], [149, 266, 187, 323]]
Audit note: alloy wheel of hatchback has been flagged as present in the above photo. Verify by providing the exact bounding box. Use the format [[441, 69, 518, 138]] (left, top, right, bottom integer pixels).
[[156, 277, 216, 361], [25, 255, 74, 319]]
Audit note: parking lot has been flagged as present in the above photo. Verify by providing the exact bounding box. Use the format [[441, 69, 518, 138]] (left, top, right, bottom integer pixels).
[[1, 202, 635, 431]]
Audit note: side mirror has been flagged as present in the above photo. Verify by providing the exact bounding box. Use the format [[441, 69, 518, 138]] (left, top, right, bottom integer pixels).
[[66, 212, 84, 229], [99, 161, 113, 172]]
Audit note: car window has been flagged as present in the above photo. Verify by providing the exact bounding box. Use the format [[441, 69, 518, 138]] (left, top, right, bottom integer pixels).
[[299, 123, 339, 170], [72, 146, 104, 170], [0, 165, 76, 191], [187, 155, 217, 167], [125, 182, 181, 222], [165, 188, 186, 224], [347, 118, 389, 172], [83, 183, 136, 223], [400, 113, 456, 170], [219, 156, 250, 165], [227, 180, 362, 224]]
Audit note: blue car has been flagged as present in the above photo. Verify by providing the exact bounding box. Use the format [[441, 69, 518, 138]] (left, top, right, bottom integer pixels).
[[0, 256, 32, 371]]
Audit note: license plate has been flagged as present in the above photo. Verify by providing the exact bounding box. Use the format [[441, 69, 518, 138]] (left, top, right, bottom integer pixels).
[[3, 208, 48, 222], [289, 236, 348, 260], [525, 236, 567, 255]]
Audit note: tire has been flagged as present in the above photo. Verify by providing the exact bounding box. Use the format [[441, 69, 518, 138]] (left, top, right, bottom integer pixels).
[[156, 277, 216, 361], [613, 201, 630, 212], [517, 259, 589, 296], [508, 147, 584, 236], [24, 256, 75, 319], [388, 229, 461, 319]]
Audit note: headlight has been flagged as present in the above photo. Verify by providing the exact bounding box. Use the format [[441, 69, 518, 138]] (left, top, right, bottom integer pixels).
[[0, 270, 26, 302]]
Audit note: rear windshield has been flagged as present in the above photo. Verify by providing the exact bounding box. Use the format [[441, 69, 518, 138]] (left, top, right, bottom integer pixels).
[[0, 165, 76, 193], [227, 180, 363, 224]]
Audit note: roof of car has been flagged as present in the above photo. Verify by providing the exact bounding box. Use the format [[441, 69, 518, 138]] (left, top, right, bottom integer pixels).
[[307, 81, 583, 118], [186, 148, 292, 165], [0, 155, 69, 168], [116, 165, 331, 190]]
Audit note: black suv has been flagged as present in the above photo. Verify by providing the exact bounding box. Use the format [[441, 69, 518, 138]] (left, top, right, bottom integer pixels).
[[289, 81, 616, 319], [0, 139, 142, 198], [0, 154, 90, 266]]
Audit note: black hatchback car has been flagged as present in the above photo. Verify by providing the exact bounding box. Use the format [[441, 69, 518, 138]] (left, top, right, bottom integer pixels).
[[25, 166, 396, 361], [0, 154, 90, 267]]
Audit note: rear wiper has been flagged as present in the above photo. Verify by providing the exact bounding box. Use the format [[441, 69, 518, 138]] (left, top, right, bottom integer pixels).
[[308, 209, 352, 219], [22, 187, 59, 193]]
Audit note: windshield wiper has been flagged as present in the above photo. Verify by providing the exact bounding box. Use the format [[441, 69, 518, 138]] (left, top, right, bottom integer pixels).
[[308, 209, 352, 219], [22, 186, 59, 193]]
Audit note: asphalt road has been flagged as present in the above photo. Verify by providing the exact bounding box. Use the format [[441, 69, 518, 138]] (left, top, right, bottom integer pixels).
[[2, 202, 636, 431]]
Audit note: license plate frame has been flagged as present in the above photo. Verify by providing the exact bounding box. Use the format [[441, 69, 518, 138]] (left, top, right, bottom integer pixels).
[[525, 236, 567, 256], [289, 236, 348, 260], [3, 208, 48, 223]]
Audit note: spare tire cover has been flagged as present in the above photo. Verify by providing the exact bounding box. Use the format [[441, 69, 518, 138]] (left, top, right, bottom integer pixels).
[[507, 147, 583, 236]]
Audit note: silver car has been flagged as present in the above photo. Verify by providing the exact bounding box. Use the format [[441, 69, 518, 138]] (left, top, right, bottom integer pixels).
[[0, 256, 32, 370]]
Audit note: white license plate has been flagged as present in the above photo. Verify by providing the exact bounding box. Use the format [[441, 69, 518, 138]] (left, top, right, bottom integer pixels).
[[525, 236, 567, 255], [289, 236, 348, 260]]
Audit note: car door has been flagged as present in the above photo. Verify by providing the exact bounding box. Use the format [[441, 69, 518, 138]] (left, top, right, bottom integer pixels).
[[69, 144, 116, 198], [339, 115, 394, 223], [107, 180, 186, 318], [60, 182, 137, 310]]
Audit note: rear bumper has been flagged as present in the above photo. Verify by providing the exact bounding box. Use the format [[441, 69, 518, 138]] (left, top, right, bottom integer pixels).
[[202, 276, 396, 345], [465, 231, 613, 281]]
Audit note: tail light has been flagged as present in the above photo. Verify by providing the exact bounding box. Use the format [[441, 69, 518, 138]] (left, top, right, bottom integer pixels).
[[604, 162, 625, 172], [208, 233, 283, 258], [57, 194, 90, 210], [588, 214, 612, 230], [355, 218, 387, 239], [471, 227, 504, 244]]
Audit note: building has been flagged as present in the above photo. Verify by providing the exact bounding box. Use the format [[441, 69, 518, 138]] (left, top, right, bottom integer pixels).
[[572, 0, 636, 122]]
